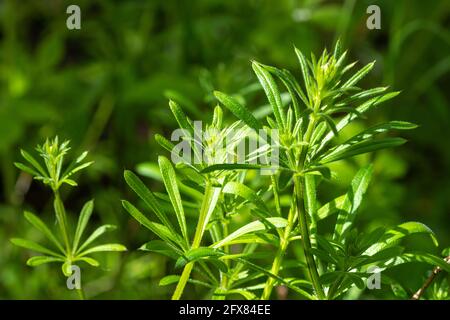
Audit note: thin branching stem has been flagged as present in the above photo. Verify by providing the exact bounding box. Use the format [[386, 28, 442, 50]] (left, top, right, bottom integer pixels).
[[172, 182, 218, 300], [411, 256, 450, 300], [53, 191, 71, 255], [294, 175, 325, 299], [261, 205, 295, 299]]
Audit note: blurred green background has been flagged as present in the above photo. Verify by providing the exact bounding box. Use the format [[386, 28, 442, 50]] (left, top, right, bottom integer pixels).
[[0, 0, 449, 299]]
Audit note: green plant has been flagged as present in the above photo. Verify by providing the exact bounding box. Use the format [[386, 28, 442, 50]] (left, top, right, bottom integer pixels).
[[12, 137, 126, 299], [123, 42, 450, 300]]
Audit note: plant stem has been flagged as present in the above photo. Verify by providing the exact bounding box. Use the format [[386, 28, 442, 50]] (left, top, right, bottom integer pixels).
[[261, 206, 295, 299], [294, 175, 325, 300], [172, 262, 195, 300], [411, 256, 450, 300], [172, 182, 219, 300], [77, 287, 86, 300], [271, 174, 282, 216], [53, 191, 71, 254]]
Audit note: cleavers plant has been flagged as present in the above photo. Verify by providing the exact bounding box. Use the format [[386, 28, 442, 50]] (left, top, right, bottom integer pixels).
[[123, 41, 450, 300], [12, 137, 127, 299]]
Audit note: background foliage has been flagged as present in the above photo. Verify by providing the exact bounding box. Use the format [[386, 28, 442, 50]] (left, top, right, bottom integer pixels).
[[0, 0, 449, 299]]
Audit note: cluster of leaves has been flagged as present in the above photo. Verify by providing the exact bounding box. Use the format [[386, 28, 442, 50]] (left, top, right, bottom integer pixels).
[[12, 137, 126, 283], [123, 42, 450, 300]]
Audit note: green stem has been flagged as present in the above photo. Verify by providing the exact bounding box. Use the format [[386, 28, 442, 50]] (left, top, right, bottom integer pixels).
[[77, 287, 86, 300], [261, 207, 294, 299], [271, 174, 282, 216], [327, 274, 345, 299], [172, 182, 219, 300], [294, 175, 325, 299], [53, 191, 71, 254], [172, 262, 195, 300]]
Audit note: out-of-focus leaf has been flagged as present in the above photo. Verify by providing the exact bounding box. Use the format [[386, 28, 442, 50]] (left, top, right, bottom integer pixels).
[[10, 238, 64, 258], [78, 243, 127, 257], [26, 256, 63, 267]]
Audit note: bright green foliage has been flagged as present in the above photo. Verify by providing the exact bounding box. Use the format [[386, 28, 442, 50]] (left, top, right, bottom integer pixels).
[[12, 137, 126, 295], [123, 42, 448, 300]]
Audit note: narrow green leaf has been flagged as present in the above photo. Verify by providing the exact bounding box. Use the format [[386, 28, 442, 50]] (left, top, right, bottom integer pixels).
[[14, 162, 39, 176], [159, 274, 180, 286], [342, 61, 375, 88], [304, 174, 318, 245], [252, 61, 286, 129], [319, 138, 407, 164], [376, 252, 450, 273], [64, 161, 94, 179], [10, 238, 64, 258], [76, 224, 117, 254], [212, 217, 287, 248], [317, 194, 346, 220], [20, 149, 47, 177], [214, 91, 262, 130], [259, 64, 309, 114], [78, 243, 127, 257], [294, 47, 312, 97], [364, 222, 438, 256], [124, 170, 175, 232], [169, 100, 194, 132], [314, 91, 401, 157], [27, 256, 63, 266], [222, 289, 257, 300], [24, 211, 65, 254], [139, 240, 180, 259], [333, 39, 342, 60], [320, 113, 339, 137], [201, 163, 269, 174], [159, 274, 214, 288], [175, 247, 223, 269], [222, 181, 270, 216], [122, 200, 184, 248], [158, 156, 189, 244], [155, 134, 175, 153], [72, 200, 94, 253], [318, 121, 417, 161], [74, 257, 100, 267], [333, 165, 373, 241], [192, 184, 221, 248], [235, 257, 315, 300]]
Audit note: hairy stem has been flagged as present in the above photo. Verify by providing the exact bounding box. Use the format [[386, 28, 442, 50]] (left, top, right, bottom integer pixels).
[[294, 175, 325, 299]]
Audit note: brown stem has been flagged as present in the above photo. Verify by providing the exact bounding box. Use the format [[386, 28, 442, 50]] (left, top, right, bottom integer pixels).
[[411, 256, 450, 300]]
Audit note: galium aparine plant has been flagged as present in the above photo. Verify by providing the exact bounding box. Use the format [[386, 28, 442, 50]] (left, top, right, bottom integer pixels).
[[12, 137, 126, 299], [122, 41, 450, 300]]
